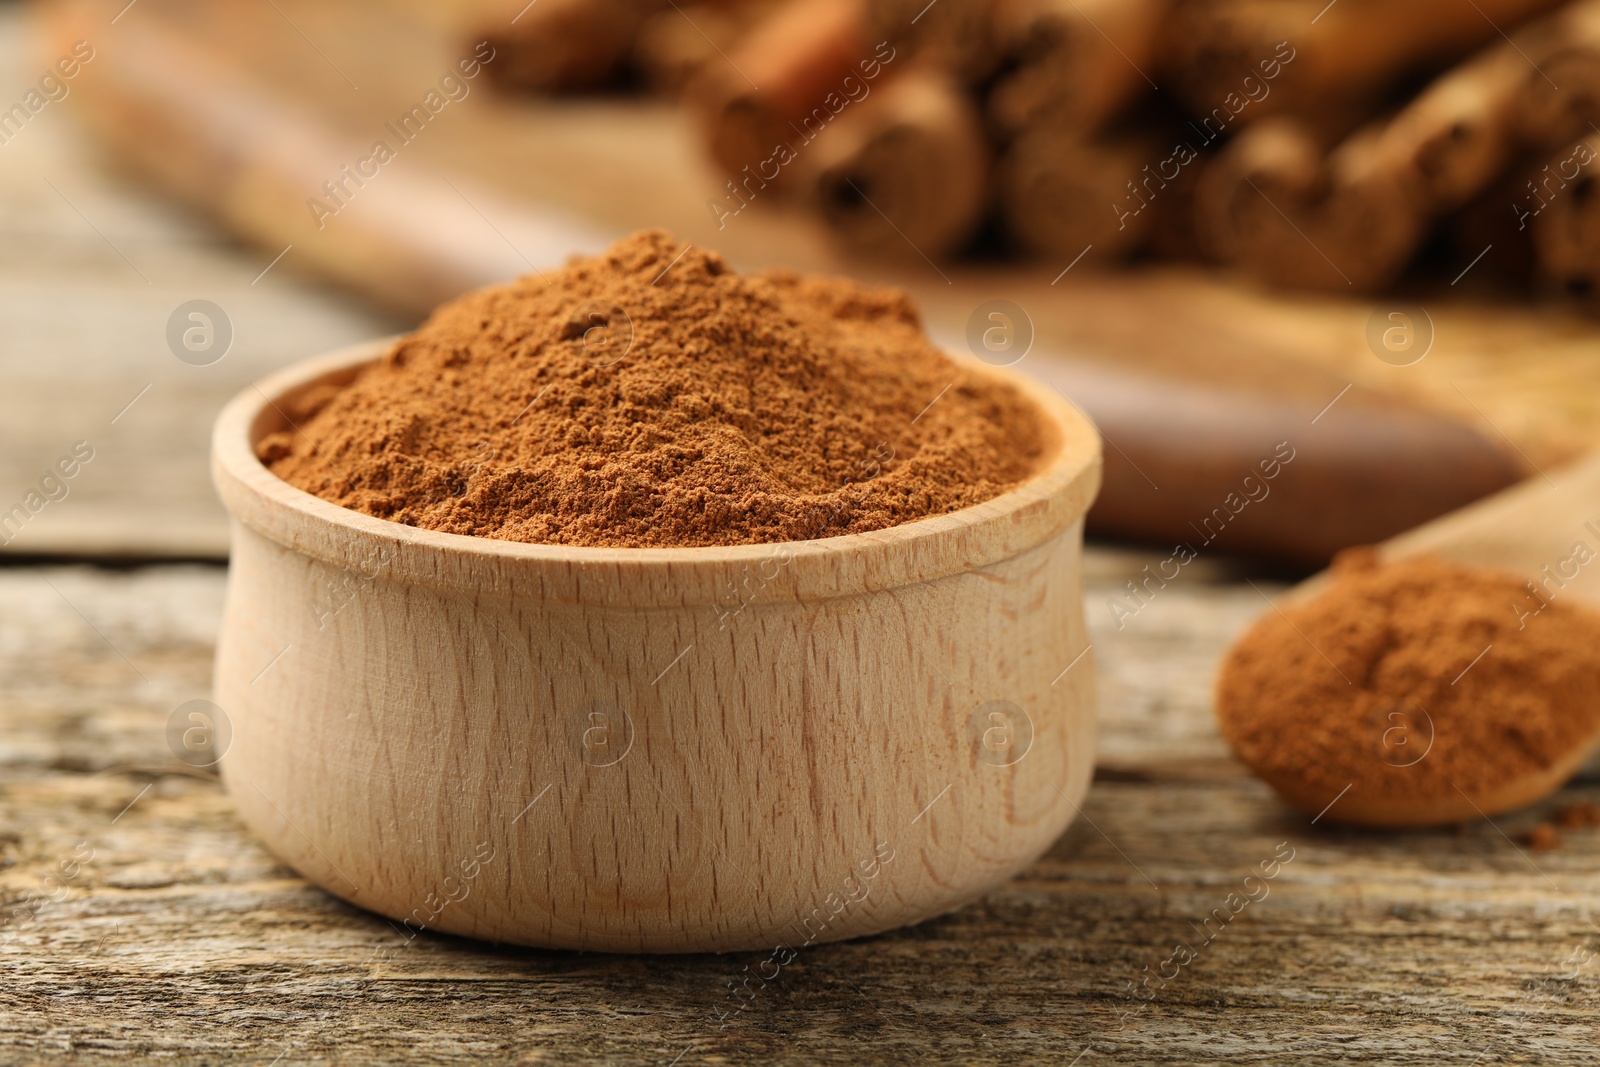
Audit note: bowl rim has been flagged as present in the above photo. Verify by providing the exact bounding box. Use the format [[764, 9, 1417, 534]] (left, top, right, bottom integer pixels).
[[212, 338, 1102, 603]]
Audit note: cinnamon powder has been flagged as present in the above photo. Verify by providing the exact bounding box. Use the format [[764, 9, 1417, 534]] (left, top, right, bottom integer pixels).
[[1215, 551, 1600, 814], [259, 230, 1045, 547]]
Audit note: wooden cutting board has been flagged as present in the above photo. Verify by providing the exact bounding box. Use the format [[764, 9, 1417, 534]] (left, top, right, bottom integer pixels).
[[33, 0, 1600, 562]]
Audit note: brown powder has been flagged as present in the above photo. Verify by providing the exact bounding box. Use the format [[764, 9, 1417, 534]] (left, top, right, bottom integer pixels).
[[260, 230, 1045, 547], [1522, 823, 1562, 852], [1554, 801, 1600, 830], [1215, 551, 1600, 816]]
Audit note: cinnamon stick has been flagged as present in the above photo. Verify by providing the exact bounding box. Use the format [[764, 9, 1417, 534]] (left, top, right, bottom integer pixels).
[[1197, 37, 1538, 292], [860, 0, 1012, 84], [1195, 118, 1425, 291], [805, 69, 991, 261], [481, 0, 656, 94], [687, 0, 870, 193], [1529, 133, 1600, 301], [1377, 43, 1529, 216], [989, 0, 1168, 138], [1162, 0, 1568, 129], [1517, 0, 1600, 150], [998, 126, 1197, 262], [633, 2, 776, 97]]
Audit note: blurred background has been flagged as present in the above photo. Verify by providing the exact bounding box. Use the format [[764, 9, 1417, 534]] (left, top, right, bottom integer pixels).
[[4, 0, 1600, 567]]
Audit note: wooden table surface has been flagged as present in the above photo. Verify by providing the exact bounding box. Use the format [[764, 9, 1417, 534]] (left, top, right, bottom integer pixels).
[[0, 2, 402, 560], [8, 558, 1600, 1065], [3, 3, 1600, 1064]]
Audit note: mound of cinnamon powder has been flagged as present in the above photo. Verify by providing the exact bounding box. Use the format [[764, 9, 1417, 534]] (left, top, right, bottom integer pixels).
[[1215, 551, 1600, 823], [260, 231, 1046, 547]]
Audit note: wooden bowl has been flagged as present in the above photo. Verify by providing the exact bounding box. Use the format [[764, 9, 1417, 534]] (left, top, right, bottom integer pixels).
[[210, 339, 1103, 953]]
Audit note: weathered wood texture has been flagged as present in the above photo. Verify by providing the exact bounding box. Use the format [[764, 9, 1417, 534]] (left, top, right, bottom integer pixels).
[[0, 5, 400, 559], [3, 557, 1599, 1065], [4, 3, 1600, 1059]]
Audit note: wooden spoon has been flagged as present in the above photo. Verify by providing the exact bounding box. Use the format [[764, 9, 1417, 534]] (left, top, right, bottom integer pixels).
[[1230, 450, 1600, 826]]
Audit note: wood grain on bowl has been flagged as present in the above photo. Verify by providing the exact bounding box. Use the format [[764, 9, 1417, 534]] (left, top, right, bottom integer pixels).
[[209, 340, 1103, 952]]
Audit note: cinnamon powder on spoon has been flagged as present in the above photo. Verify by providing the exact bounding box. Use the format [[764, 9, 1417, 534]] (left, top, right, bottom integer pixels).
[[1215, 550, 1600, 822], [259, 230, 1045, 548]]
